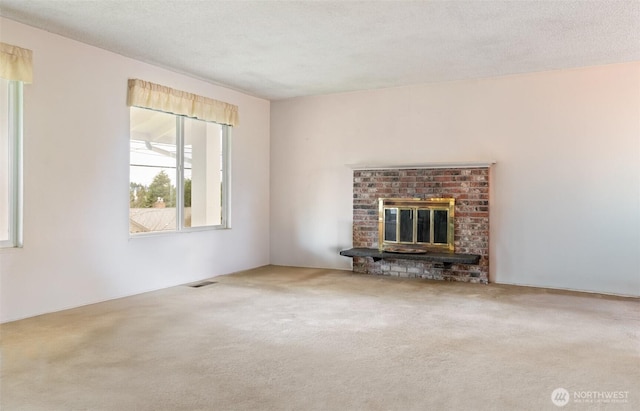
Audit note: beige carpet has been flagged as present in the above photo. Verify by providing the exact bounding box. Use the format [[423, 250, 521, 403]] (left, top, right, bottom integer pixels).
[[1, 266, 638, 410]]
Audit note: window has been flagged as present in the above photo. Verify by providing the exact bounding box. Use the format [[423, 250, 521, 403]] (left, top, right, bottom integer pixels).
[[126, 79, 238, 235], [129, 106, 230, 234], [0, 79, 23, 247], [1, 42, 30, 248]]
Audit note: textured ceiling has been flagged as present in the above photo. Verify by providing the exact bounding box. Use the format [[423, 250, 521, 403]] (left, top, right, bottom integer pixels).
[[1, 0, 639, 100]]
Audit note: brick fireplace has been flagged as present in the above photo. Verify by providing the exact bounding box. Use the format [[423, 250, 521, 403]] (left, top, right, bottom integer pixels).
[[348, 165, 491, 283]]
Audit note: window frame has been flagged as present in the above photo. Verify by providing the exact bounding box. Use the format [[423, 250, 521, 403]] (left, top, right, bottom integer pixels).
[[1, 80, 23, 249], [128, 107, 231, 237]]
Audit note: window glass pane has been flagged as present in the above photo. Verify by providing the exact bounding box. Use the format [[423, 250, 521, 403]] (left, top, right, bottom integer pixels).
[[184, 118, 223, 228], [417, 209, 430, 243], [129, 107, 177, 233], [399, 209, 413, 242], [384, 208, 397, 242], [433, 210, 448, 244], [0, 79, 9, 242]]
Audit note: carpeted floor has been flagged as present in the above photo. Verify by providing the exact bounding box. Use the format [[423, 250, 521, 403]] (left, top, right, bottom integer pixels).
[[1, 265, 638, 410]]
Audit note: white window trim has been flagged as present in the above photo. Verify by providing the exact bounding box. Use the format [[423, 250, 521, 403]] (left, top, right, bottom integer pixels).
[[221, 125, 231, 229], [1, 80, 23, 248]]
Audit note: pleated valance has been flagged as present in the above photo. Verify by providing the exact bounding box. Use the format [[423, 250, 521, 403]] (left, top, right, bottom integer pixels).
[[0, 42, 33, 83], [127, 79, 238, 126]]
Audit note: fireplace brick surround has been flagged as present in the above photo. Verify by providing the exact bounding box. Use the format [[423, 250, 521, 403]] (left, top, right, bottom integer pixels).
[[351, 167, 490, 283]]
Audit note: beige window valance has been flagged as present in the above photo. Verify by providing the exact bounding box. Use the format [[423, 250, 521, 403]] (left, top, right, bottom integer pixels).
[[127, 79, 238, 126], [0, 42, 33, 83]]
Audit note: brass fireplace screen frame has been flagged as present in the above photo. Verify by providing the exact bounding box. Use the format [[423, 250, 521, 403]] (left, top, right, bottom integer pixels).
[[378, 198, 455, 253]]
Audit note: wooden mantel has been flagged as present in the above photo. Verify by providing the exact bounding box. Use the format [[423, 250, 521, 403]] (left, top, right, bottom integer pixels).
[[339, 248, 481, 269]]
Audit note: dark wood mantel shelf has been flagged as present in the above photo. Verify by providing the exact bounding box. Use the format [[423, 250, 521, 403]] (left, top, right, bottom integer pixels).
[[339, 248, 480, 269]]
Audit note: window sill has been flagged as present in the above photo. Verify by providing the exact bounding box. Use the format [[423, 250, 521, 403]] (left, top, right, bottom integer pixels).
[[129, 226, 230, 239], [0, 245, 23, 252]]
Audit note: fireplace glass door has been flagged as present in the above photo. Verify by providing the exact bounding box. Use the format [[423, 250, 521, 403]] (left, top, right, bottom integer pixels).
[[379, 198, 455, 252], [384, 209, 397, 242]]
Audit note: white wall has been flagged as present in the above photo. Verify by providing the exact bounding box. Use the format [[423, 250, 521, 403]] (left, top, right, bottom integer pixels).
[[271, 62, 640, 296], [0, 18, 271, 322]]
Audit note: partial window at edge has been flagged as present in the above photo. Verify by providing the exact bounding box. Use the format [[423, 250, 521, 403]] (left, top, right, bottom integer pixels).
[[0, 79, 23, 248]]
